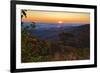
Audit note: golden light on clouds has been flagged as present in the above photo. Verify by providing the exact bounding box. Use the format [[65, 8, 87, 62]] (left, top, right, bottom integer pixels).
[[22, 10, 90, 24]]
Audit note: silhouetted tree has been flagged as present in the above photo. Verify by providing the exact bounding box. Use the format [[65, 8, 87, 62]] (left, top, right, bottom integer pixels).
[[21, 10, 27, 24], [30, 22, 36, 29], [21, 10, 27, 18]]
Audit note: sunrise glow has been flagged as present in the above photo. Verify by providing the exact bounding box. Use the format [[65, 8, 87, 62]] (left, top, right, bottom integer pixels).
[[22, 10, 90, 24], [58, 21, 63, 24]]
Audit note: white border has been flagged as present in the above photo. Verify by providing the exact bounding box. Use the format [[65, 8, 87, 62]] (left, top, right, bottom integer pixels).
[[16, 4, 94, 69]]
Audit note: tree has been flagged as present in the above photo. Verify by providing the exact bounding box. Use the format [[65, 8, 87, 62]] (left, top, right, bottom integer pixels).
[[30, 22, 36, 29], [21, 10, 27, 18], [21, 10, 27, 24]]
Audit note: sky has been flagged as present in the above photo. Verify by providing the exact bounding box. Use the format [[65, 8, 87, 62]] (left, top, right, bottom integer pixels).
[[22, 10, 90, 24]]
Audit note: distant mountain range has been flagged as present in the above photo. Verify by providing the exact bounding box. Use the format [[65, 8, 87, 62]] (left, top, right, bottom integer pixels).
[[22, 22, 90, 48], [22, 22, 87, 29], [27, 23, 89, 41]]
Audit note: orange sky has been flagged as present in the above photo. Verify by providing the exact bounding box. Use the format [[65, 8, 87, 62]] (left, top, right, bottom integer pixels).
[[22, 10, 90, 24]]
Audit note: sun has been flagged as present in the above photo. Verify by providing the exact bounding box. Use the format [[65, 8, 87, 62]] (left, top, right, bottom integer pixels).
[[58, 21, 63, 24]]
